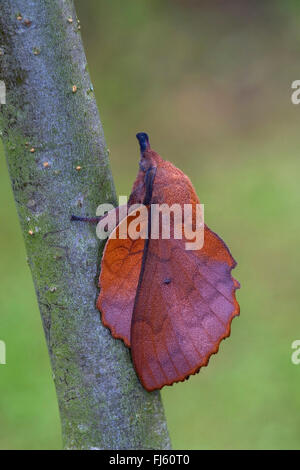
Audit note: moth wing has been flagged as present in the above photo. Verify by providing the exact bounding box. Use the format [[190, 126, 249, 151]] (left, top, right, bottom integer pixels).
[[97, 210, 147, 347], [131, 225, 240, 391]]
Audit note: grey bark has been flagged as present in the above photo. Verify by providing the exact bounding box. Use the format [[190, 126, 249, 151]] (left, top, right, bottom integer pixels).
[[0, 0, 171, 450]]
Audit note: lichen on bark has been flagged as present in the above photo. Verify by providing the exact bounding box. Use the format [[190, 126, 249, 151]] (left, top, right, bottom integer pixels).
[[0, 0, 171, 450]]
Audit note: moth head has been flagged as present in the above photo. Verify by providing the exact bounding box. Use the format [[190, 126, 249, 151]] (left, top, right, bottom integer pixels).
[[136, 132, 161, 172]]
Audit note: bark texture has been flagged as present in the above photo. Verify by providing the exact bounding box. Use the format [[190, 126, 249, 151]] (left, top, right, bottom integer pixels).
[[0, 0, 171, 450]]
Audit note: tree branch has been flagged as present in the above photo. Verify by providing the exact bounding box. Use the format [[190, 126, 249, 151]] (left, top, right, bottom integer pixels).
[[0, 0, 171, 450]]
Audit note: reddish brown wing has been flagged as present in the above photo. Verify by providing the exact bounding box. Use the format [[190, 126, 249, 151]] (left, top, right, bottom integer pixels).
[[97, 213, 145, 347], [97, 165, 148, 347], [131, 224, 240, 391]]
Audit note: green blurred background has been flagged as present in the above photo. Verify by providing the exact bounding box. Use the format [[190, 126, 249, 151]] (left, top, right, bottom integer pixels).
[[1, 0, 300, 449]]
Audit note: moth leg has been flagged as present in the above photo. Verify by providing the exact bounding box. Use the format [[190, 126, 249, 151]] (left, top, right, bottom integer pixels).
[[71, 204, 129, 226], [70, 214, 103, 224]]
